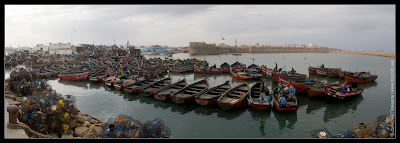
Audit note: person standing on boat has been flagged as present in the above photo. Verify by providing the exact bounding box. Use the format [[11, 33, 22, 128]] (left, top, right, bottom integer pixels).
[[321, 64, 325, 68], [274, 63, 278, 73], [278, 83, 284, 91], [289, 85, 296, 99], [351, 80, 358, 91]]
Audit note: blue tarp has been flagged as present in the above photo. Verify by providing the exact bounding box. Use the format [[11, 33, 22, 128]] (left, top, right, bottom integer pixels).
[[140, 47, 169, 52]]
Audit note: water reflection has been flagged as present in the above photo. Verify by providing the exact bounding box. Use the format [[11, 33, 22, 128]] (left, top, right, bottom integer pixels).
[[323, 95, 364, 122], [170, 103, 196, 114], [194, 105, 218, 116], [249, 109, 272, 136], [217, 106, 248, 120], [58, 79, 89, 89], [139, 96, 174, 110], [358, 81, 378, 89], [122, 93, 141, 101], [273, 110, 297, 129]]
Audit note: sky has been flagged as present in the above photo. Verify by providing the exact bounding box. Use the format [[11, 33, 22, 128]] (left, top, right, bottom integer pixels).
[[5, 5, 396, 51]]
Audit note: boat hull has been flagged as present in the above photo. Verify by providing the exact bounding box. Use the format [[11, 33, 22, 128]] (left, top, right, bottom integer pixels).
[[195, 98, 218, 106], [154, 94, 171, 101], [325, 85, 363, 100], [307, 88, 326, 97], [344, 75, 377, 83], [193, 65, 221, 73], [58, 72, 89, 80], [251, 103, 271, 111], [123, 87, 140, 93], [217, 98, 246, 110], [316, 69, 328, 76]]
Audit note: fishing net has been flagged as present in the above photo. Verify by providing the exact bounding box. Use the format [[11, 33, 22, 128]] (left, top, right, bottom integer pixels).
[[375, 115, 395, 138], [351, 120, 378, 138], [333, 130, 358, 138], [100, 115, 171, 138], [7, 68, 81, 137], [310, 128, 332, 138]]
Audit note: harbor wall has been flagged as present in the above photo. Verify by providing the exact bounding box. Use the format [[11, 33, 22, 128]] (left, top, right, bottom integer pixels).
[[188, 42, 329, 55]]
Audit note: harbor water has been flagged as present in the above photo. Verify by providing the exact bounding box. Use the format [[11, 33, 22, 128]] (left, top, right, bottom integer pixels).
[[4, 53, 394, 138]]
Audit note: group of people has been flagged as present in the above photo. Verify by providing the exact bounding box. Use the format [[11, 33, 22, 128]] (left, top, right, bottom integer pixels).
[[277, 83, 296, 106], [342, 80, 359, 91]]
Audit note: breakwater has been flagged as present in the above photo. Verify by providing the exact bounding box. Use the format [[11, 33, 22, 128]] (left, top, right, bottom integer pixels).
[[330, 51, 395, 58], [188, 42, 329, 55]]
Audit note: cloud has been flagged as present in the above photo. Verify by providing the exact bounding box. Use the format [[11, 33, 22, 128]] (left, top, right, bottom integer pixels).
[[5, 5, 395, 51]]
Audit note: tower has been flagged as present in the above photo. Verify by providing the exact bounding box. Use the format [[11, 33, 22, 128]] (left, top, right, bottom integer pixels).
[[235, 39, 237, 47]]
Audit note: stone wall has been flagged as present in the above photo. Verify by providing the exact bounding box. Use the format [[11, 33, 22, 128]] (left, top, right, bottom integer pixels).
[[189, 42, 329, 55]]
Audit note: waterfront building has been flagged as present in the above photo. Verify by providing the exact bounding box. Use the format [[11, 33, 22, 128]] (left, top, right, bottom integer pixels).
[[48, 42, 73, 55]]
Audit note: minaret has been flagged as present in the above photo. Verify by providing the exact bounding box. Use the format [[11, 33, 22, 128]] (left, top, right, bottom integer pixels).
[[235, 39, 237, 47]]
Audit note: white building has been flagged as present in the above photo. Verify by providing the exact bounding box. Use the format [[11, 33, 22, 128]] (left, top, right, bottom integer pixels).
[[49, 42, 73, 55], [33, 44, 49, 52]]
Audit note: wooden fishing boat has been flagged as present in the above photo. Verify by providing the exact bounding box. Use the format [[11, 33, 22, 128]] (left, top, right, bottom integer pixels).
[[230, 61, 243, 70], [123, 76, 158, 93], [169, 64, 193, 73], [316, 68, 328, 76], [58, 71, 89, 80], [217, 83, 250, 110], [261, 66, 273, 78], [193, 64, 221, 73], [344, 72, 377, 83], [141, 77, 172, 97], [271, 86, 298, 111], [171, 79, 209, 104], [307, 83, 326, 97], [272, 71, 307, 84], [325, 84, 363, 100], [231, 68, 253, 79], [278, 77, 309, 93], [247, 82, 271, 110], [195, 81, 231, 106], [327, 68, 341, 78], [88, 69, 108, 81], [220, 62, 230, 73], [31, 63, 51, 68], [308, 66, 318, 75], [154, 79, 187, 101]]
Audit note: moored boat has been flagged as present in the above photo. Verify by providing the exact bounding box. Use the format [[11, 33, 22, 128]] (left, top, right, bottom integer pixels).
[[193, 64, 221, 73], [220, 62, 230, 73], [123, 76, 158, 93], [195, 81, 231, 106], [307, 83, 326, 97], [247, 82, 271, 110], [58, 71, 89, 81], [308, 66, 318, 75], [88, 69, 108, 81], [141, 77, 172, 96], [316, 68, 328, 76], [327, 68, 341, 78], [217, 83, 250, 110], [154, 79, 187, 101], [344, 72, 377, 83], [325, 84, 363, 100], [171, 79, 209, 104], [261, 66, 273, 78], [271, 86, 298, 111], [231, 68, 253, 79]]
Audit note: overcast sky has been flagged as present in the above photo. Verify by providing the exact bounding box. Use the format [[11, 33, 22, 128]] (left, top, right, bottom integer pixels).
[[5, 5, 395, 51]]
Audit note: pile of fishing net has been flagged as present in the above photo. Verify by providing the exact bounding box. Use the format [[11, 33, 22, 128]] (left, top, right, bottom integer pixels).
[[7, 68, 81, 137], [7, 68, 45, 97], [101, 115, 171, 138], [375, 115, 395, 138]]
